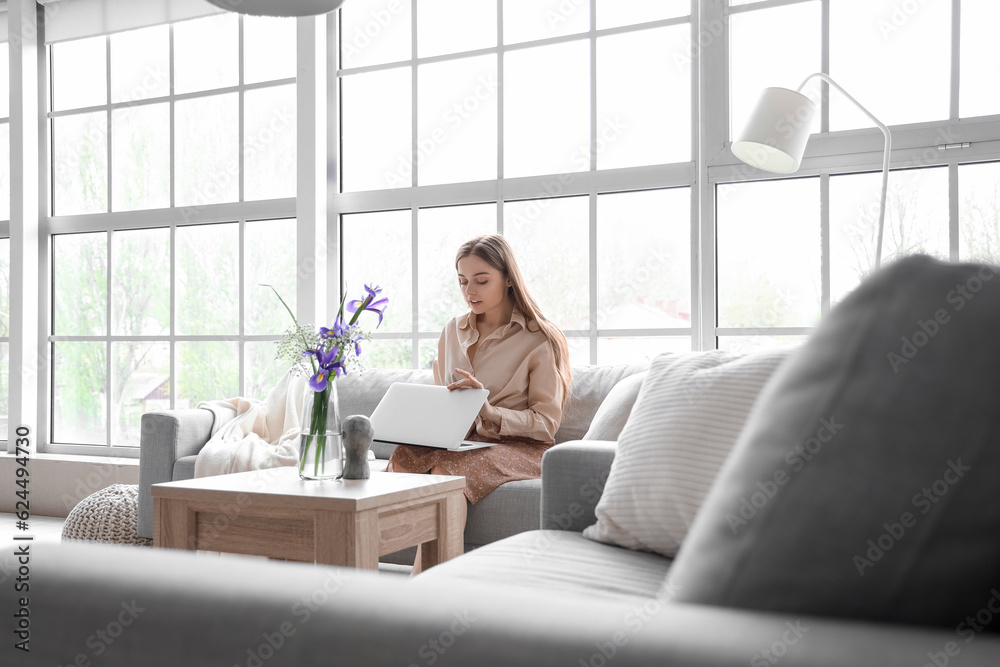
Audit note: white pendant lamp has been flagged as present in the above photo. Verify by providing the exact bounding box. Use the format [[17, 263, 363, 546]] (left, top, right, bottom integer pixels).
[[204, 0, 346, 17]]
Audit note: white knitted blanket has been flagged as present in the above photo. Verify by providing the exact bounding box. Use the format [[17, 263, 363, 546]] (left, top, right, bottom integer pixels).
[[193, 371, 307, 478]]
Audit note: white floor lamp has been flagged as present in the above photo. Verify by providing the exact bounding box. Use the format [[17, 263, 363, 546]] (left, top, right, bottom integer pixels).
[[731, 73, 892, 269]]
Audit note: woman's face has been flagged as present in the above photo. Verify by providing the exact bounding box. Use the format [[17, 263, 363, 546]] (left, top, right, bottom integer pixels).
[[456, 254, 511, 317]]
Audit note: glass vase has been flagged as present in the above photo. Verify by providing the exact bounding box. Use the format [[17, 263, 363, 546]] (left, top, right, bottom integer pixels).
[[298, 381, 344, 480]]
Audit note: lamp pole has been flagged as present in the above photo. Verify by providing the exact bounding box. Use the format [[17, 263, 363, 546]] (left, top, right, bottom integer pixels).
[[796, 73, 892, 269]]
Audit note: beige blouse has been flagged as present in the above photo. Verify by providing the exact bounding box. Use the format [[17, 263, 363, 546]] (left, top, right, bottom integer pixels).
[[432, 307, 563, 442]]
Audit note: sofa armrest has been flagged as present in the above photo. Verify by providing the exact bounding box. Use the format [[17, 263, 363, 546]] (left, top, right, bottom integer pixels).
[[540, 440, 616, 532], [137, 409, 216, 539]]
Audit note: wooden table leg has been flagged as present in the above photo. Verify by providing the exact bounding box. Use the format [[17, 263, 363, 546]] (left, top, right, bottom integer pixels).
[[154, 497, 197, 551], [420, 491, 465, 570], [315, 508, 379, 570]]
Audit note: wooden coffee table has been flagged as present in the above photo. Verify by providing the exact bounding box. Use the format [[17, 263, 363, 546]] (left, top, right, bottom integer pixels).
[[151, 467, 466, 570]]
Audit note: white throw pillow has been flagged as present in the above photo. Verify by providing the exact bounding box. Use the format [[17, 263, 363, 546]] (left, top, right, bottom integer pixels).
[[582, 371, 648, 441], [582, 349, 790, 558]]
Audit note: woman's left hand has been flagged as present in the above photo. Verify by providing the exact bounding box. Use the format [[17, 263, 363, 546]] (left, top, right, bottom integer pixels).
[[449, 368, 501, 424], [448, 368, 484, 391]]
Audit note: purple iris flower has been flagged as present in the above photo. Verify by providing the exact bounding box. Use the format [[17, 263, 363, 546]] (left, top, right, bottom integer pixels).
[[305, 347, 345, 391], [346, 283, 389, 328]]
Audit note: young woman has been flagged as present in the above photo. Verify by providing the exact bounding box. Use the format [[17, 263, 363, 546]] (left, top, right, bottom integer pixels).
[[386, 234, 572, 569]]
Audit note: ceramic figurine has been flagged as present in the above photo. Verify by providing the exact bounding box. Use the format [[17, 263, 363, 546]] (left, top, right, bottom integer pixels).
[[340, 414, 374, 479]]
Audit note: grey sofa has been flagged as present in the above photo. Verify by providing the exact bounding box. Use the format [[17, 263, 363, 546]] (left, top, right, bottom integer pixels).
[[137, 363, 647, 560], [13, 438, 1000, 666]]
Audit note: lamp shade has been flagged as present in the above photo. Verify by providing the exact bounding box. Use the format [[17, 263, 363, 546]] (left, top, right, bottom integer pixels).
[[731, 87, 816, 174], [204, 0, 345, 17]]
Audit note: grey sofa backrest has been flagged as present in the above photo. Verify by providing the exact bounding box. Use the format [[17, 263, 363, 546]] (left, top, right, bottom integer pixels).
[[339, 363, 648, 458]]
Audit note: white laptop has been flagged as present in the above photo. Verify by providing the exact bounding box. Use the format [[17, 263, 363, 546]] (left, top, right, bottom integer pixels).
[[369, 382, 497, 451]]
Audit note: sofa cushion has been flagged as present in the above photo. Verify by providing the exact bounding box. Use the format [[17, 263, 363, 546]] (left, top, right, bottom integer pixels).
[[583, 350, 789, 558], [668, 255, 1000, 630], [465, 478, 542, 547], [583, 370, 647, 441], [417, 530, 674, 602], [557, 363, 647, 443]]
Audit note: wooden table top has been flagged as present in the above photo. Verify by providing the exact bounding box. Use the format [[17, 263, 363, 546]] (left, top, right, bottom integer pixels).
[[151, 466, 466, 512]]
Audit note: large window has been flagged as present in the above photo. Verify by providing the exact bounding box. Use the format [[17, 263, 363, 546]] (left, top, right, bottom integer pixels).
[[335, 0, 694, 368], [716, 0, 1000, 350], [47, 15, 298, 450], [0, 39, 9, 442]]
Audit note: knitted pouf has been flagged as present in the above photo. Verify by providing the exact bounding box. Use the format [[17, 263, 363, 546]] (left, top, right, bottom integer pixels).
[[62, 484, 152, 547]]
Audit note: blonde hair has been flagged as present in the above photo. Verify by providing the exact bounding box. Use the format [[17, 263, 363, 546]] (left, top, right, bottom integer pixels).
[[456, 234, 572, 407]]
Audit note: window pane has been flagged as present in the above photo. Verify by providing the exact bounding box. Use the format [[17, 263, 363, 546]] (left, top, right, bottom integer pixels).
[[598, 25, 690, 169], [417, 204, 497, 332], [51, 36, 107, 111], [175, 93, 239, 206], [417, 55, 497, 186], [340, 0, 412, 69], [597, 0, 689, 29], [504, 40, 589, 178], [244, 16, 297, 84], [176, 341, 238, 406], [52, 341, 107, 445], [0, 44, 9, 118], [830, 167, 948, 304], [246, 341, 289, 400], [176, 223, 239, 335], [503, 0, 588, 44], [0, 238, 7, 337], [245, 218, 297, 335], [244, 85, 297, 201], [830, 0, 950, 130], [564, 337, 588, 366], [111, 341, 169, 446], [341, 67, 411, 192], [0, 125, 9, 221], [53, 112, 109, 215], [597, 189, 690, 328], [112, 102, 170, 211], [504, 197, 589, 329], [717, 178, 820, 328], [110, 25, 169, 103], [960, 162, 1000, 263], [417, 0, 496, 58], [597, 336, 691, 365], [53, 233, 107, 336], [419, 338, 437, 370], [730, 2, 820, 141], [0, 342, 6, 441], [342, 210, 412, 332], [0, 239, 7, 441], [717, 335, 808, 354], [112, 228, 170, 336], [363, 339, 412, 370], [174, 14, 239, 94], [962, 2, 1000, 118]]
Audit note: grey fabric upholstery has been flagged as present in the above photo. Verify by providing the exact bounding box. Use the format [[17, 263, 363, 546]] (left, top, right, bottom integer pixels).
[[540, 440, 617, 532], [556, 363, 647, 442], [464, 478, 541, 548], [136, 409, 214, 539], [172, 455, 196, 480], [417, 530, 673, 601], [669, 256, 1000, 630], [12, 540, 1000, 667]]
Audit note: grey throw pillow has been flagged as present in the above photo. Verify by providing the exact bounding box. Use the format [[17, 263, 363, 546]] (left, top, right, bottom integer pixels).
[[582, 370, 647, 441], [667, 255, 1000, 630]]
